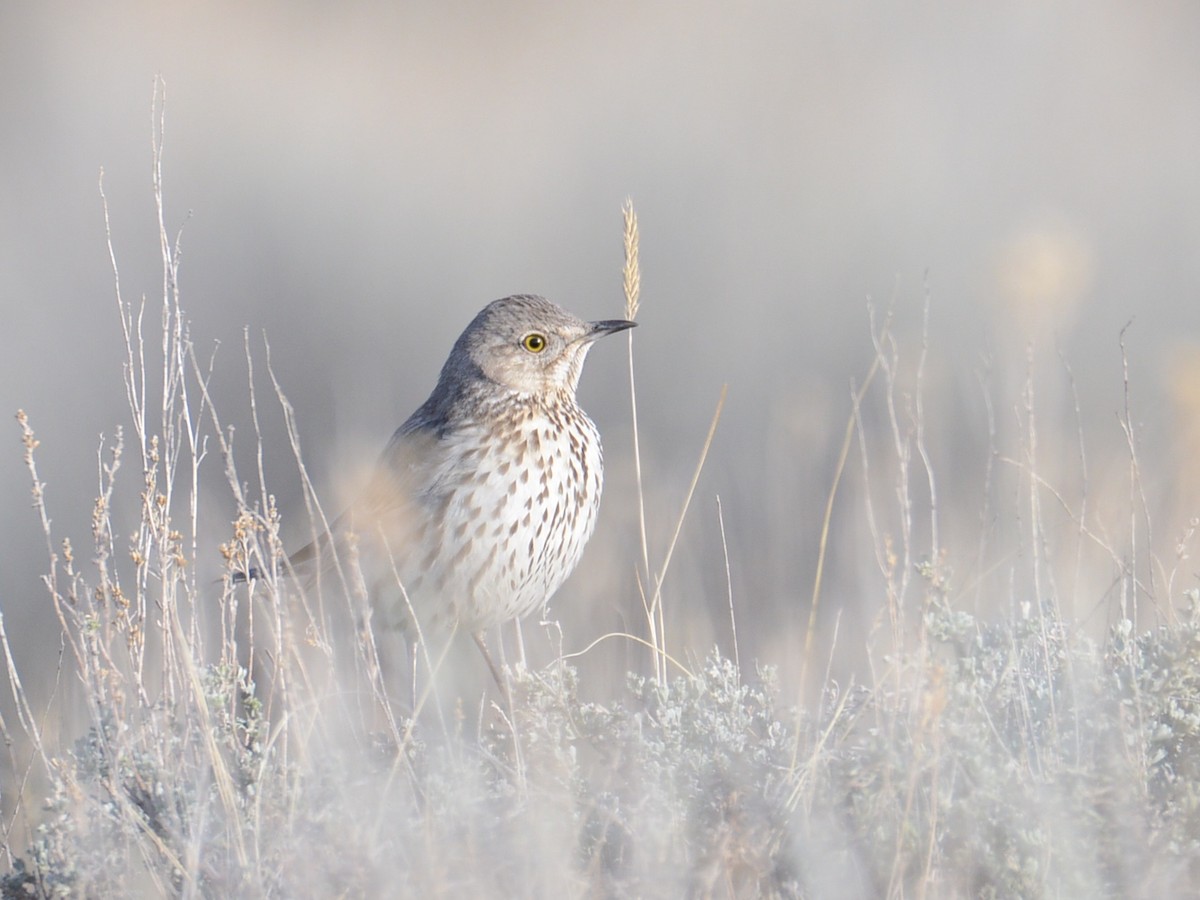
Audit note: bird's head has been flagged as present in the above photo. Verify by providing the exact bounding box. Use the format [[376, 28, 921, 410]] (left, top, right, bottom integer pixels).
[[452, 295, 636, 399]]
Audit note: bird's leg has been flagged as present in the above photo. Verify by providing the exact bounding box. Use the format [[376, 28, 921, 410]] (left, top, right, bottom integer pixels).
[[472, 630, 504, 686], [472, 630, 511, 705]]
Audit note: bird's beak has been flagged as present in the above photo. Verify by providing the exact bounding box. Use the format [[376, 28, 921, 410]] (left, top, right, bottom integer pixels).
[[586, 319, 638, 341]]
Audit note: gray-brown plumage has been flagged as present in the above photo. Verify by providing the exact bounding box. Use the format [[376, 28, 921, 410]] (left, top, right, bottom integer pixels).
[[288, 295, 635, 652]]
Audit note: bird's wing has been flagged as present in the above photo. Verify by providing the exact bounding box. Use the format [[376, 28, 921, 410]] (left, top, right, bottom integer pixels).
[[287, 425, 444, 574]]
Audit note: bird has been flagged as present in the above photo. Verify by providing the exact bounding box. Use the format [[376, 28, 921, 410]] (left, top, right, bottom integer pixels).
[[269, 295, 636, 683]]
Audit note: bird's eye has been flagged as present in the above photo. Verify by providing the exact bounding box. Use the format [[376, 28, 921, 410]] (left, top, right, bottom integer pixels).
[[522, 333, 548, 353]]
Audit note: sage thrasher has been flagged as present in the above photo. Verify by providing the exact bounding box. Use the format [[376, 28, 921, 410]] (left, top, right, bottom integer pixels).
[[280, 295, 635, 678]]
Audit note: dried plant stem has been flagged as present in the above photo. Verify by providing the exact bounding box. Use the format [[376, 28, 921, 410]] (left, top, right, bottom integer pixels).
[[716, 495, 738, 674], [647, 385, 726, 687], [621, 200, 655, 671], [800, 356, 880, 694]]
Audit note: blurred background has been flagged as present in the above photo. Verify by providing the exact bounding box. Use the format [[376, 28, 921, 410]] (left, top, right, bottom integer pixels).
[[2, 0, 1200, 707]]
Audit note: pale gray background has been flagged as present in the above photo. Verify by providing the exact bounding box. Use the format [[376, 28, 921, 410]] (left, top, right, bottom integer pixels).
[[3, 1, 1200, 700]]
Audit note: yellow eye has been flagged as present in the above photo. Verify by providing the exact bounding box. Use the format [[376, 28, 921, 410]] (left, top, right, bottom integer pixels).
[[522, 333, 547, 353]]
